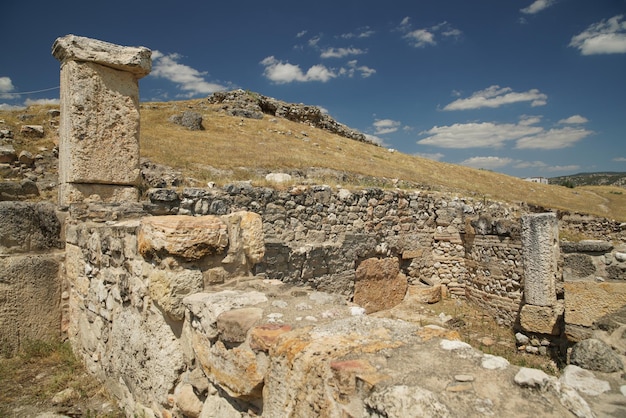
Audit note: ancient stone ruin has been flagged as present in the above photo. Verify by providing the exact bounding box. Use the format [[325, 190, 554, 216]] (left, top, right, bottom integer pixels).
[[2, 35, 626, 417], [52, 34, 151, 206]]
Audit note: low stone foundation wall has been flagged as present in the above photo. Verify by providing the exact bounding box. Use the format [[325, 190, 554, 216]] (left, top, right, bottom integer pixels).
[[146, 184, 527, 325]]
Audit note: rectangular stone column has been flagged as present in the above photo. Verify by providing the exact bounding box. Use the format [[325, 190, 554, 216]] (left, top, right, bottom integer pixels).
[[52, 35, 151, 206], [521, 213, 559, 306]]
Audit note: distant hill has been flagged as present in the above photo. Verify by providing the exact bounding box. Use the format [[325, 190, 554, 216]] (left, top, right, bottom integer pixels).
[[550, 172, 626, 188]]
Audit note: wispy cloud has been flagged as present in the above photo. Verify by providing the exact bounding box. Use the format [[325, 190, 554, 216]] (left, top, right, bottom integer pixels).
[[520, 0, 556, 15], [443, 85, 547, 110], [418, 121, 542, 149], [372, 119, 401, 135], [151, 51, 229, 96], [418, 117, 592, 150], [340, 28, 375, 39], [460, 156, 513, 170], [613, 157, 626, 162], [296, 30, 308, 38], [320, 47, 366, 59], [415, 152, 445, 161], [339, 60, 376, 78], [569, 15, 626, 55], [398, 18, 462, 48], [260, 56, 336, 83], [558, 115, 589, 124], [544, 164, 581, 172], [515, 127, 593, 149], [24, 98, 59, 106]]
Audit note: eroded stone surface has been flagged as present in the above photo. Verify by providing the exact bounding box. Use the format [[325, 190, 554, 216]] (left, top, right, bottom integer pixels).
[[138, 215, 229, 260], [353, 257, 408, 313], [521, 213, 559, 307]]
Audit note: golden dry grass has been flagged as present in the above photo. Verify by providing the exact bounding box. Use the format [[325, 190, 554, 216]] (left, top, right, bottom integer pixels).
[[140, 99, 626, 221], [2, 99, 625, 221]]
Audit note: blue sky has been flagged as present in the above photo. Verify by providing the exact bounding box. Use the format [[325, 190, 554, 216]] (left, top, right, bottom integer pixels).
[[1, 0, 625, 178]]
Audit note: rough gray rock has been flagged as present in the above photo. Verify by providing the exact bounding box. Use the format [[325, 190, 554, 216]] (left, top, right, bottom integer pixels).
[[207, 89, 371, 144], [0, 201, 62, 253], [570, 338, 624, 373], [170, 111, 204, 130]]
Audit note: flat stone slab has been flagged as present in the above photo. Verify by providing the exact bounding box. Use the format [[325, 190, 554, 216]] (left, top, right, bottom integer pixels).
[[52, 34, 151, 77]]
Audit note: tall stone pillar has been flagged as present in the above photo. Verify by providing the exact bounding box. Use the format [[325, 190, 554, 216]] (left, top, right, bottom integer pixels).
[[519, 212, 562, 335], [52, 35, 151, 206], [521, 213, 559, 306]]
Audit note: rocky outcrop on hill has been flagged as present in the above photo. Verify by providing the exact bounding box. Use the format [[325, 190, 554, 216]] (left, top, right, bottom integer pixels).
[[207, 89, 372, 144]]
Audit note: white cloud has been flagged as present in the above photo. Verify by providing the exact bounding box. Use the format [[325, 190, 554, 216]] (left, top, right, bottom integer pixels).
[[320, 47, 366, 59], [308, 36, 322, 48], [399, 19, 462, 48], [613, 157, 626, 162], [514, 160, 548, 169], [340, 29, 375, 39], [0, 76, 15, 93], [0, 76, 18, 99], [339, 60, 376, 78], [404, 29, 436, 48], [296, 30, 308, 38], [558, 115, 589, 124], [415, 152, 445, 161], [24, 98, 59, 106], [418, 121, 543, 148], [0, 103, 25, 110], [364, 134, 386, 146], [151, 51, 228, 96], [460, 156, 514, 169], [515, 127, 593, 149], [544, 164, 581, 172], [260, 56, 336, 83], [443, 85, 548, 110], [520, 0, 556, 15], [418, 116, 592, 150], [569, 15, 626, 55], [373, 119, 401, 135]]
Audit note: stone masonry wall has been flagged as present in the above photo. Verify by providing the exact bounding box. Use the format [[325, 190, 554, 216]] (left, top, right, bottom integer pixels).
[[146, 184, 526, 325], [0, 202, 65, 356]]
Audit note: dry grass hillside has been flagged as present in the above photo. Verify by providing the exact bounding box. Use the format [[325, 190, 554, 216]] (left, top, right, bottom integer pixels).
[[1, 97, 625, 221], [140, 98, 626, 222]]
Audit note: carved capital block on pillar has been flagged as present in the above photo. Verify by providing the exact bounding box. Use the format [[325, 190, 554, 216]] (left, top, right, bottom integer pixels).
[[521, 213, 559, 307], [52, 35, 151, 206]]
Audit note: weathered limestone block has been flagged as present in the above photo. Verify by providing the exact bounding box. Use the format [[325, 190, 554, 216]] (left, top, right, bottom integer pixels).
[[0, 202, 62, 254], [52, 34, 151, 76], [57, 59, 142, 185], [406, 284, 442, 304], [521, 213, 559, 307], [519, 302, 564, 335], [52, 35, 150, 205], [59, 183, 139, 207], [564, 281, 626, 328], [138, 215, 229, 261], [221, 211, 265, 272], [100, 306, 185, 408], [0, 254, 62, 356], [216, 307, 263, 343], [354, 257, 408, 313], [183, 291, 268, 340], [193, 337, 265, 399], [148, 269, 204, 321]]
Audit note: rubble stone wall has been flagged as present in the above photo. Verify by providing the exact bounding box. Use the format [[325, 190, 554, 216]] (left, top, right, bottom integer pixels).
[[145, 184, 528, 325]]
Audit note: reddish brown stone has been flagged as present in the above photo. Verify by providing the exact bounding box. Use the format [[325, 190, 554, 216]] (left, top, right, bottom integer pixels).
[[249, 324, 293, 352], [353, 257, 408, 314]]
